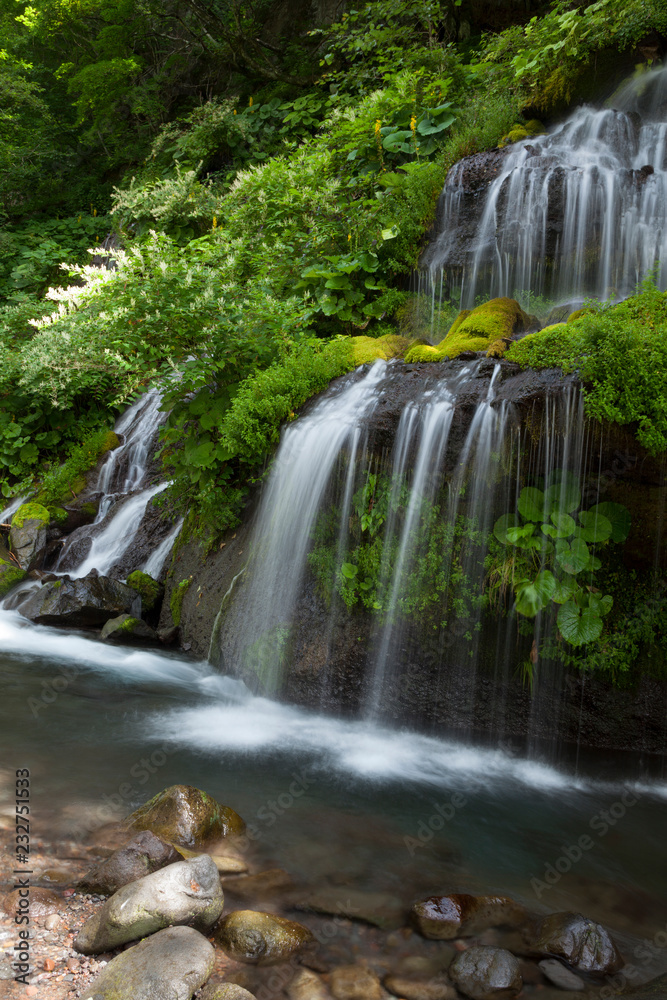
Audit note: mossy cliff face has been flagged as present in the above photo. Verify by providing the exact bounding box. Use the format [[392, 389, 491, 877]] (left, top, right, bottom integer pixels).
[[0, 542, 27, 598], [404, 298, 538, 362]]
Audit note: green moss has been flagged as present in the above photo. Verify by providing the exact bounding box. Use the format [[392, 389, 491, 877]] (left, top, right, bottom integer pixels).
[[118, 616, 141, 633], [126, 570, 162, 613], [0, 557, 27, 598], [11, 502, 50, 529], [404, 298, 532, 363], [349, 333, 409, 365], [567, 308, 589, 323], [35, 428, 121, 506], [48, 507, 68, 525], [170, 578, 191, 627]]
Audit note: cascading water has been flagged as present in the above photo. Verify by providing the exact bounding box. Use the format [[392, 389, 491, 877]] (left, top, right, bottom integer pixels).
[[421, 63, 667, 309]]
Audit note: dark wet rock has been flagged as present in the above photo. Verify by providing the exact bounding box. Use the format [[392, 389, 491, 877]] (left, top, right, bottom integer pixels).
[[78, 924, 214, 1000], [59, 495, 103, 534], [216, 910, 313, 966], [384, 973, 456, 999], [100, 613, 158, 645], [77, 830, 180, 895], [111, 503, 178, 579], [126, 569, 164, 615], [538, 958, 585, 991], [9, 503, 50, 570], [0, 541, 27, 598], [297, 887, 404, 929], [126, 783, 245, 847], [201, 985, 257, 1000], [330, 964, 383, 1000], [526, 912, 624, 976], [13, 574, 140, 629], [619, 974, 667, 999], [74, 854, 224, 954], [412, 894, 527, 940], [287, 968, 331, 1000], [448, 946, 522, 1000], [158, 624, 180, 645]]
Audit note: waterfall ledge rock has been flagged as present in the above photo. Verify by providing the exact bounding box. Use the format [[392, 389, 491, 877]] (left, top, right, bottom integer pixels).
[[14, 574, 140, 628]]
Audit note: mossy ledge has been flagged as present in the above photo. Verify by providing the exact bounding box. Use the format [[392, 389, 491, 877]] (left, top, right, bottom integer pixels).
[[404, 298, 537, 363], [126, 571, 162, 613], [11, 502, 51, 530]]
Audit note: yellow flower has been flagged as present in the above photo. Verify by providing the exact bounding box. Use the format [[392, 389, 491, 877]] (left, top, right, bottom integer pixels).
[[347, 233, 351, 240], [212, 216, 218, 229], [375, 119, 381, 135], [249, 97, 253, 106], [233, 109, 237, 115], [410, 114, 417, 134]]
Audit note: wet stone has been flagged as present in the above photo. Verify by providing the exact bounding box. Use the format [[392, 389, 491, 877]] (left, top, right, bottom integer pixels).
[[538, 958, 585, 991], [200, 984, 258, 1000], [78, 830, 181, 894], [527, 912, 624, 976], [287, 968, 331, 999], [412, 894, 526, 940], [125, 783, 245, 847], [216, 910, 313, 966], [330, 964, 383, 1000], [448, 946, 522, 1000], [384, 973, 456, 1000]]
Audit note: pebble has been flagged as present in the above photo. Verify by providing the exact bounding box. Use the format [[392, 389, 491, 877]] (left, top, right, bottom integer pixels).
[[45, 914, 61, 930], [44, 958, 56, 971]]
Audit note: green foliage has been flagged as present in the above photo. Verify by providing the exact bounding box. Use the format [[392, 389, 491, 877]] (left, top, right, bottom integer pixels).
[[35, 429, 120, 506], [490, 471, 630, 648], [0, 554, 27, 598], [170, 578, 191, 627], [506, 281, 667, 453]]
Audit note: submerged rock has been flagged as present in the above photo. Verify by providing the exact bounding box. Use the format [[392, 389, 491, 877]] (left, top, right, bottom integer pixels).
[[287, 968, 331, 1000], [77, 830, 180, 895], [330, 964, 383, 1000], [74, 854, 224, 954], [79, 925, 214, 1000], [448, 946, 522, 1000], [538, 958, 585, 991], [126, 783, 245, 847], [526, 912, 624, 975], [297, 887, 404, 929], [100, 612, 158, 645], [384, 973, 455, 999], [9, 502, 50, 570], [618, 974, 667, 999], [216, 910, 313, 966], [14, 573, 140, 628], [412, 893, 526, 940]]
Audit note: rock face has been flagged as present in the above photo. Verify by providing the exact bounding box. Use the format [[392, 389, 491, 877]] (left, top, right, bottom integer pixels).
[[9, 503, 50, 570], [412, 894, 526, 940], [78, 925, 214, 1000], [101, 613, 158, 645], [448, 946, 522, 1000], [527, 912, 624, 975], [77, 830, 181, 895], [74, 854, 224, 954], [126, 784, 245, 847], [330, 965, 383, 1000], [216, 910, 313, 966], [0, 541, 26, 598], [14, 574, 140, 628]]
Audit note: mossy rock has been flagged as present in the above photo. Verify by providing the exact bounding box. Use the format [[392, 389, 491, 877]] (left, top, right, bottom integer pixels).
[[0, 545, 27, 599], [126, 570, 163, 613], [170, 578, 191, 626], [567, 308, 590, 323], [100, 613, 158, 646], [11, 502, 50, 530], [47, 506, 68, 526], [499, 126, 529, 147], [100, 430, 120, 453], [215, 910, 313, 966], [405, 299, 534, 364], [349, 333, 410, 366], [125, 784, 245, 848]]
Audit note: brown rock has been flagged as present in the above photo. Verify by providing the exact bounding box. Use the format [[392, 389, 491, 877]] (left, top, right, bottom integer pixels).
[[297, 888, 404, 929], [216, 910, 313, 966], [43, 958, 56, 972], [330, 964, 382, 1000], [288, 968, 332, 999], [526, 912, 624, 976], [125, 784, 245, 847], [384, 973, 456, 1000], [78, 830, 180, 894], [3, 887, 62, 918], [200, 984, 257, 999], [223, 868, 294, 900], [448, 946, 522, 1000], [412, 894, 526, 940]]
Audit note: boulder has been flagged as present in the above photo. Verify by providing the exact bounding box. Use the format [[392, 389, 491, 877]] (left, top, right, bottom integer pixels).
[[9, 502, 50, 570], [100, 613, 158, 645], [216, 910, 313, 966], [74, 854, 224, 954], [384, 974, 456, 1000], [77, 830, 180, 895], [0, 542, 26, 598], [526, 912, 624, 976], [412, 894, 526, 940], [538, 958, 585, 991], [288, 968, 331, 999], [78, 925, 214, 1000], [448, 946, 522, 1000], [126, 570, 164, 615], [330, 965, 383, 1000], [126, 784, 245, 847], [200, 986, 257, 1000], [14, 574, 141, 629]]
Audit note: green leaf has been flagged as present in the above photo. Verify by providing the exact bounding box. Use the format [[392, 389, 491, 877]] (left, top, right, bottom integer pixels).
[[506, 523, 536, 544], [381, 226, 399, 241], [557, 601, 603, 646], [577, 509, 612, 542], [515, 570, 556, 617], [494, 513, 521, 544], [416, 113, 455, 135], [552, 577, 577, 604], [589, 502, 631, 543], [544, 479, 581, 513], [341, 563, 358, 579], [588, 592, 613, 617], [556, 537, 590, 575], [517, 486, 547, 521]]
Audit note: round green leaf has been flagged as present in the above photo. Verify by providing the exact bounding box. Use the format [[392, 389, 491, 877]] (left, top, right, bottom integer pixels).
[[577, 509, 612, 542], [493, 513, 521, 544], [557, 601, 604, 646], [514, 571, 556, 617], [552, 577, 577, 604], [555, 537, 590, 575], [544, 479, 581, 513], [518, 487, 547, 521], [589, 502, 631, 543], [550, 511, 577, 536], [341, 563, 358, 579]]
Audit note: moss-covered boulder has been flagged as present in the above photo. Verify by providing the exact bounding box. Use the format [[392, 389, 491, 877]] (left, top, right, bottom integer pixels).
[[126, 570, 164, 615], [14, 574, 140, 628], [9, 502, 50, 570], [100, 613, 158, 646], [125, 784, 245, 847], [215, 910, 313, 966], [405, 299, 536, 364], [0, 542, 27, 598], [349, 333, 409, 366]]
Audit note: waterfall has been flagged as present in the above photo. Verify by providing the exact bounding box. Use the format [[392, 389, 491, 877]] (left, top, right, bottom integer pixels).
[[422, 63, 667, 309]]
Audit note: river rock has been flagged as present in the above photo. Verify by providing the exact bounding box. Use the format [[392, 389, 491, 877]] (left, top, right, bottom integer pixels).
[[297, 887, 404, 929], [412, 894, 526, 939], [126, 783, 245, 847], [224, 868, 294, 900], [384, 973, 456, 1000], [3, 886, 62, 918], [538, 958, 585, 991], [200, 986, 257, 1000], [527, 912, 624, 975], [14, 573, 141, 628], [330, 964, 383, 1000], [287, 968, 331, 999], [100, 612, 158, 645], [448, 946, 522, 1000], [74, 854, 224, 954], [0, 541, 26, 598], [79, 924, 214, 1000], [77, 830, 180, 894], [9, 502, 50, 570], [216, 910, 313, 966]]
